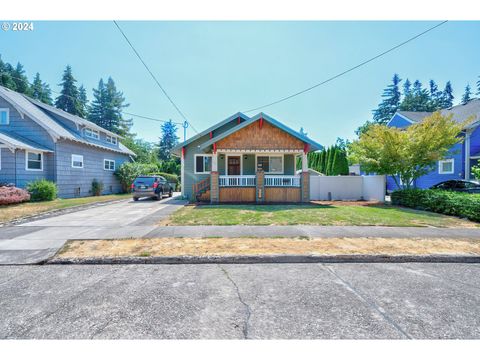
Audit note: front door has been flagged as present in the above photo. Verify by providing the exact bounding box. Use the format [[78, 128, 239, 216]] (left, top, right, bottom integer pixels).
[[228, 156, 241, 175]]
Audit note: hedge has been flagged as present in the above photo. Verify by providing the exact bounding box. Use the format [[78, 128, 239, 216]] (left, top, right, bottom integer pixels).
[[391, 189, 480, 222]]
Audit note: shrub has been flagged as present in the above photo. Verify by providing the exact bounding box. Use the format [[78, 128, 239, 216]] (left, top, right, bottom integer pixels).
[[26, 179, 58, 202], [391, 188, 480, 222], [115, 162, 179, 192], [91, 179, 104, 196], [0, 186, 31, 205], [472, 165, 480, 180]]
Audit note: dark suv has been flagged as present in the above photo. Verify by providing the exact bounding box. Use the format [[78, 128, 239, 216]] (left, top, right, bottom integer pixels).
[[131, 175, 173, 201], [430, 180, 480, 194]]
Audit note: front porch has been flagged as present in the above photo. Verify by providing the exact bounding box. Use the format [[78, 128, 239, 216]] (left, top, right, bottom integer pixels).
[[208, 150, 309, 203]]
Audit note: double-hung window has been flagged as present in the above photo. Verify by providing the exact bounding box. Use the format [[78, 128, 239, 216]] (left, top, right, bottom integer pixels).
[[71, 154, 84, 168], [0, 108, 9, 125], [256, 155, 283, 174], [438, 159, 454, 174], [26, 151, 43, 171], [84, 127, 99, 140], [104, 159, 115, 171], [106, 135, 117, 145], [195, 154, 212, 174]]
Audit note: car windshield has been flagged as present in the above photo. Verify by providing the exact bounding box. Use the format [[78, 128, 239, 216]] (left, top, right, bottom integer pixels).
[[134, 177, 155, 186]]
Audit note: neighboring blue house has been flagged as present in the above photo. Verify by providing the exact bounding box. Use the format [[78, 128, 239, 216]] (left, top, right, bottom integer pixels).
[[0, 86, 135, 198], [386, 99, 480, 191]]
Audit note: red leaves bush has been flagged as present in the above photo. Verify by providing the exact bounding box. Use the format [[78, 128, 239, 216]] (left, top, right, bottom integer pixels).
[[0, 186, 31, 205]]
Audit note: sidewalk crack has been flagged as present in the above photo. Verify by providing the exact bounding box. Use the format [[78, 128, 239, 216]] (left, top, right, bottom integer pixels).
[[321, 264, 413, 339], [217, 264, 251, 339]]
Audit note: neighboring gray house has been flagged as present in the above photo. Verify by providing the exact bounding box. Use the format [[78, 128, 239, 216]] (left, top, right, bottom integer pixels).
[[0, 86, 134, 198]]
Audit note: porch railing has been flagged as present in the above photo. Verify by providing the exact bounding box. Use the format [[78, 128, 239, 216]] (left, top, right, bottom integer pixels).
[[265, 175, 301, 187], [219, 175, 256, 187]]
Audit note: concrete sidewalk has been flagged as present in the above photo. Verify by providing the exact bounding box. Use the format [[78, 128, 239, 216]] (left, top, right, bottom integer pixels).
[[143, 225, 480, 239]]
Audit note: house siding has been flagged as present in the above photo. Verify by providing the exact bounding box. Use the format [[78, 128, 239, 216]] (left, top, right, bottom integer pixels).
[[0, 148, 16, 184], [55, 139, 130, 198], [14, 149, 54, 188]]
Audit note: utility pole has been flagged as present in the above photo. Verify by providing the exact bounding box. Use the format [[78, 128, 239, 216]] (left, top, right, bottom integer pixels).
[[182, 121, 189, 142]]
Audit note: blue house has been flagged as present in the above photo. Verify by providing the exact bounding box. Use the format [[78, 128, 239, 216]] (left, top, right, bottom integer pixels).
[[0, 86, 135, 198], [386, 99, 480, 191]]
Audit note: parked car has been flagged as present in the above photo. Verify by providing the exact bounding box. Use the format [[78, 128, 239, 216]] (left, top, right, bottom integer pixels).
[[131, 175, 173, 201], [430, 180, 480, 194]]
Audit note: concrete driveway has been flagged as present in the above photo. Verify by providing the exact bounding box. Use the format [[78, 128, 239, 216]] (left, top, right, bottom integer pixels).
[[1, 263, 480, 339], [0, 194, 187, 264]]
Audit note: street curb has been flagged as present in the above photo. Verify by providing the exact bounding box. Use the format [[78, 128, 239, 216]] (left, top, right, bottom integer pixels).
[[47, 254, 480, 265]]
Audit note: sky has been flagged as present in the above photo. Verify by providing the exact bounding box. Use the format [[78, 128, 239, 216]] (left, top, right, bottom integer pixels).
[[1, 21, 479, 146]]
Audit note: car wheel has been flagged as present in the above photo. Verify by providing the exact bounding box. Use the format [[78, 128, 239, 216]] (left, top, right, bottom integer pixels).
[[156, 191, 162, 200], [133, 197, 139, 201], [168, 189, 173, 197]]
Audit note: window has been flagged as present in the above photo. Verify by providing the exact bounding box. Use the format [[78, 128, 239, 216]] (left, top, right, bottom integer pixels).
[[71, 154, 84, 168], [104, 159, 115, 171], [256, 155, 283, 174], [0, 108, 9, 125], [438, 159, 454, 174], [26, 151, 43, 171], [195, 154, 212, 174], [84, 127, 99, 139], [106, 135, 117, 145]]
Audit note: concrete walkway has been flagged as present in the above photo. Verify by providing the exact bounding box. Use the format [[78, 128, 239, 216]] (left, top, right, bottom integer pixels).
[[144, 225, 480, 239], [0, 195, 187, 265]]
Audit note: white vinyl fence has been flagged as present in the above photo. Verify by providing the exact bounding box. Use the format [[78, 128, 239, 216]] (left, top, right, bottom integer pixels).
[[310, 175, 386, 202]]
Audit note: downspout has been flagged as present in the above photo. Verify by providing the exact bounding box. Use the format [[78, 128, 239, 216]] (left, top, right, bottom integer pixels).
[[14, 149, 17, 187]]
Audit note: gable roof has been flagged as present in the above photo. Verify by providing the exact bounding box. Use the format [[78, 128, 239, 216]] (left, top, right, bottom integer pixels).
[[198, 112, 323, 151], [172, 112, 250, 154], [0, 86, 134, 156], [388, 99, 480, 129]]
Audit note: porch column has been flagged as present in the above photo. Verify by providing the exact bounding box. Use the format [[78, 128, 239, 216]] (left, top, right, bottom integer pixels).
[[465, 130, 471, 180], [301, 151, 309, 202], [212, 152, 218, 172], [211, 152, 219, 203], [302, 152, 308, 172], [180, 152, 185, 197], [256, 169, 265, 203]]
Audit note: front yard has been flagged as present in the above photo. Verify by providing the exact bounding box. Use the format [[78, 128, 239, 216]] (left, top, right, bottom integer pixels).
[[0, 193, 131, 224], [163, 203, 478, 227]]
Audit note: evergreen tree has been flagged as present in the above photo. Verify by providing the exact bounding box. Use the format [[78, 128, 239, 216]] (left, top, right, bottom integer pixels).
[[403, 79, 412, 96], [476, 76, 480, 96], [440, 81, 454, 108], [78, 85, 88, 118], [0, 56, 17, 90], [88, 77, 130, 135], [399, 80, 432, 111], [331, 149, 349, 176], [30, 73, 53, 105], [372, 74, 402, 125], [11, 62, 31, 95], [461, 84, 472, 105], [428, 79, 443, 110], [158, 120, 179, 161], [327, 147, 336, 176], [55, 65, 82, 116]]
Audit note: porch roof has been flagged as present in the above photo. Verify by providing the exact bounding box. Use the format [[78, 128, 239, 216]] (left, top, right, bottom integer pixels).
[[198, 112, 323, 152], [0, 130, 54, 152]]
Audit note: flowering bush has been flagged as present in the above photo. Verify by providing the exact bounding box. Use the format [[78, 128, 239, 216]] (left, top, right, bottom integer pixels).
[[0, 186, 31, 205]]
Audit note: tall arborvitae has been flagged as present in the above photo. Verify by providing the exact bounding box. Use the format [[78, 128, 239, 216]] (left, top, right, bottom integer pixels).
[[30, 73, 53, 105], [372, 74, 402, 125], [461, 85, 472, 105], [55, 65, 82, 116], [89, 77, 130, 135], [0, 56, 17, 90], [11, 62, 32, 95], [78, 85, 88, 118]]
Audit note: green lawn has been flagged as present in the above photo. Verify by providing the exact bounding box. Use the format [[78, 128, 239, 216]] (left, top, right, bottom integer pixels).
[[166, 204, 478, 227], [0, 193, 131, 223]]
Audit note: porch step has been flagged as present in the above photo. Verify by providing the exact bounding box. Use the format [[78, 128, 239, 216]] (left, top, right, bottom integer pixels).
[[197, 190, 210, 202]]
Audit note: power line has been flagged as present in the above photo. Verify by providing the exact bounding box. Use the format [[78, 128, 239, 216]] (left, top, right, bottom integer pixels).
[[123, 111, 183, 125], [113, 20, 198, 134], [243, 20, 448, 113]]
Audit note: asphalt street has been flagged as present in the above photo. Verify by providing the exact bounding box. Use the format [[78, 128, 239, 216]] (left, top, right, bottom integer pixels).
[[1, 263, 480, 339]]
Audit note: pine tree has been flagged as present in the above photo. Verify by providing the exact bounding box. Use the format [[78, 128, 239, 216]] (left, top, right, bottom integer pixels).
[[0, 56, 17, 90], [372, 74, 402, 125], [11, 62, 31, 95], [399, 80, 432, 111], [403, 79, 412, 96], [476, 76, 480, 96], [440, 81, 454, 108], [428, 79, 443, 110], [30, 73, 53, 105], [55, 65, 82, 116], [158, 120, 179, 161], [461, 85, 472, 105], [78, 85, 88, 118]]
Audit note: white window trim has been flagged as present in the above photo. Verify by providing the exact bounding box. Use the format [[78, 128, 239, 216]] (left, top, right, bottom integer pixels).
[[0, 108, 9, 125], [84, 127, 99, 140], [25, 151, 43, 171], [438, 158, 454, 175], [71, 154, 84, 169], [226, 154, 243, 175], [194, 154, 213, 174], [255, 154, 284, 174], [106, 135, 117, 145], [104, 159, 116, 171]]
